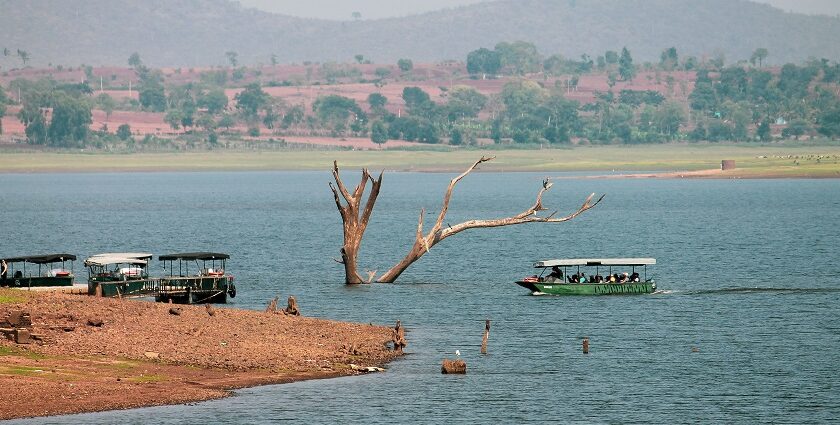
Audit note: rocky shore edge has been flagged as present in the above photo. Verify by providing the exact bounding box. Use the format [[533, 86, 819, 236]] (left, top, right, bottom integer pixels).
[[0, 289, 402, 420]]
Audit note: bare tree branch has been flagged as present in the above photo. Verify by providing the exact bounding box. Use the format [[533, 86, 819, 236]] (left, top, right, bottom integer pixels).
[[376, 157, 603, 283], [330, 158, 604, 285]]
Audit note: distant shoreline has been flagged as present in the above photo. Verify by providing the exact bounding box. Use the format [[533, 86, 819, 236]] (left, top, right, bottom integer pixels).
[[1, 145, 839, 178]]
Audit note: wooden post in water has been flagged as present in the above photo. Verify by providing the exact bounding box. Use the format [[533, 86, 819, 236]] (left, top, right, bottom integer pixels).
[[582, 337, 590, 354], [393, 320, 406, 353], [481, 319, 490, 354]]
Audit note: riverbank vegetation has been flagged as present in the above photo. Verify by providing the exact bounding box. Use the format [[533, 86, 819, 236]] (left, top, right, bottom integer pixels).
[[1, 43, 840, 153]]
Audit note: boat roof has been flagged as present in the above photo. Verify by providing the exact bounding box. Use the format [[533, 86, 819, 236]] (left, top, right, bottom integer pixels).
[[535, 258, 656, 267], [159, 252, 229, 261], [84, 256, 148, 267], [86, 253, 153, 261], [3, 254, 77, 264]]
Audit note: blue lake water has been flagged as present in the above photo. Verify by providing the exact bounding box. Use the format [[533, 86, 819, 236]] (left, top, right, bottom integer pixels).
[[2, 171, 839, 424]]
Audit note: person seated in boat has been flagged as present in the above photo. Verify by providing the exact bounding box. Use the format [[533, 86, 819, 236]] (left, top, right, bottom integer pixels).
[[593, 274, 603, 283], [609, 274, 617, 283], [546, 266, 563, 283], [618, 272, 629, 283], [569, 274, 578, 283], [630, 272, 640, 282], [579, 272, 588, 283]]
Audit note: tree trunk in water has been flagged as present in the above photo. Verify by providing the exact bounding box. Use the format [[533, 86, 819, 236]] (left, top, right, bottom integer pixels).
[[329, 161, 382, 284]]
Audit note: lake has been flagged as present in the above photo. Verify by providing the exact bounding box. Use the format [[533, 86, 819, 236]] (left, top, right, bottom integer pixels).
[[2, 171, 839, 424]]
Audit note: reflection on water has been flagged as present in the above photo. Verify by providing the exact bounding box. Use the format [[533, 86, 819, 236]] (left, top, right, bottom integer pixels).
[[2, 172, 839, 424]]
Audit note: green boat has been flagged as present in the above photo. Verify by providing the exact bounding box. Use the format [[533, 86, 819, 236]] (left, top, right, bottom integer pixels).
[[85, 253, 155, 297], [516, 258, 656, 296], [2, 254, 77, 287], [157, 252, 236, 304]]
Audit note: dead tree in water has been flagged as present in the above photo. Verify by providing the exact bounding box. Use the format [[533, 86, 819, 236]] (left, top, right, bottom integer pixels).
[[330, 157, 604, 284]]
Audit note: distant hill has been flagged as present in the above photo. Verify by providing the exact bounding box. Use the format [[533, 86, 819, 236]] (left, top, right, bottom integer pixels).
[[1, 0, 839, 68]]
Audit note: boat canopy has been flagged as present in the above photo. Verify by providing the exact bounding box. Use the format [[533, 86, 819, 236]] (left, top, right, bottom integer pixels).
[[87, 253, 152, 261], [534, 258, 656, 268], [159, 252, 230, 261], [84, 256, 148, 267], [3, 254, 77, 264]]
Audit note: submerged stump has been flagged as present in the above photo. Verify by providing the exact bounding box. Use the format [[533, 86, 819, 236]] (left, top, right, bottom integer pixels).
[[393, 320, 406, 353], [285, 296, 300, 316], [441, 359, 467, 374]]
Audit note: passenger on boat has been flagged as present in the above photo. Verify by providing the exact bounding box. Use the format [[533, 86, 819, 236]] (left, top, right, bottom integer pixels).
[[618, 272, 629, 283], [579, 272, 588, 283], [568, 274, 577, 283], [609, 274, 617, 283], [630, 272, 640, 282], [546, 266, 563, 283], [593, 274, 603, 283]]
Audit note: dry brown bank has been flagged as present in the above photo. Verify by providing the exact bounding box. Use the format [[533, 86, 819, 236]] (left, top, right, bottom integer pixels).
[[0, 290, 400, 419]]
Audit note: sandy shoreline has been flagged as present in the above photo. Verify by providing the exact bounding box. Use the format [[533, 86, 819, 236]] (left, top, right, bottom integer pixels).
[[0, 290, 401, 420]]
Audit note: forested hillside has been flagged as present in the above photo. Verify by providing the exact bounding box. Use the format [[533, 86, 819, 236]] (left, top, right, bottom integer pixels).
[[1, 0, 839, 67]]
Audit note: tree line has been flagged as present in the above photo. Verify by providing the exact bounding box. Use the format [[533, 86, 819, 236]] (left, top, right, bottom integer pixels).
[[2, 45, 839, 148]]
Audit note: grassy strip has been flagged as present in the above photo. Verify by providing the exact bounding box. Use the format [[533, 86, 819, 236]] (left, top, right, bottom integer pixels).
[[1, 144, 839, 175]]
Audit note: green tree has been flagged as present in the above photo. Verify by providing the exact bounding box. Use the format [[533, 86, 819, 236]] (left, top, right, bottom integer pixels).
[[128, 52, 143, 69], [24, 113, 48, 145], [605, 50, 619, 66], [618, 47, 636, 81], [371, 120, 388, 146], [47, 93, 92, 146], [756, 120, 771, 141], [466, 48, 502, 77], [116, 123, 132, 140], [445, 86, 487, 121], [0, 86, 7, 135], [164, 109, 185, 130], [234, 83, 269, 120], [312, 95, 366, 135], [818, 101, 840, 137], [218, 114, 236, 131], [281, 105, 304, 129], [655, 100, 685, 139], [494, 41, 541, 75], [198, 88, 229, 114], [16, 49, 30, 66], [225, 51, 238, 67], [750, 48, 769, 68], [374, 67, 391, 80], [397, 58, 413, 73], [196, 114, 217, 133], [96, 93, 116, 119], [367, 93, 388, 114], [138, 71, 166, 112], [659, 47, 678, 71]]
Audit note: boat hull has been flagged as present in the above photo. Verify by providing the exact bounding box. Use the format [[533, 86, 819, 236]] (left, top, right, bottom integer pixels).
[[10, 276, 74, 287], [156, 276, 234, 304], [516, 280, 656, 295], [88, 279, 155, 297]]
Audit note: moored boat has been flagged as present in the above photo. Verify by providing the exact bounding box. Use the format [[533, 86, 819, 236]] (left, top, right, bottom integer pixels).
[[516, 258, 656, 295], [2, 254, 77, 287], [156, 252, 236, 304], [85, 253, 155, 297]]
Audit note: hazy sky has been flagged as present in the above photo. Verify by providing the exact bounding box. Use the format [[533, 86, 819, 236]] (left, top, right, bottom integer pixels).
[[237, 0, 840, 20]]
